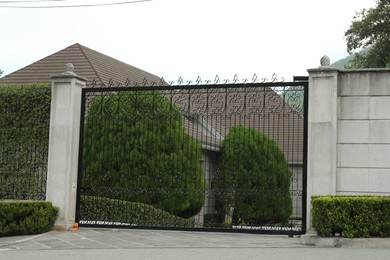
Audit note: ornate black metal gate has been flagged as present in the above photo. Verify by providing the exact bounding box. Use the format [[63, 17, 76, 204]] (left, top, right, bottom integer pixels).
[[76, 79, 308, 235]]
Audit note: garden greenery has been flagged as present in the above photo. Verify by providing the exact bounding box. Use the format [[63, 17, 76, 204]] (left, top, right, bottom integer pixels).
[[0, 201, 58, 237], [0, 84, 51, 200], [82, 90, 205, 218], [80, 196, 194, 227], [312, 196, 390, 238], [215, 125, 292, 225]]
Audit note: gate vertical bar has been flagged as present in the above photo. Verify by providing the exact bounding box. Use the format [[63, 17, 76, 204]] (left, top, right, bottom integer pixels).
[[75, 88, 88, 224], [301, 80, 309, 234]]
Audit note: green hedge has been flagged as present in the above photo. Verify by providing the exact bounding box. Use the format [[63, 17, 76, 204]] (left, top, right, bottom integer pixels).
[[0, 201, 58, 237], [312, 196, 390, 238], [0, 84, 51, 200], [80, 196, 194, 228]]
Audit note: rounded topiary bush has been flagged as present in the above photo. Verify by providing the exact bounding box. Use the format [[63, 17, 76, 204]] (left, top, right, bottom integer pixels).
[[82, 90, 205, 218], [215, 125, 292, 225]]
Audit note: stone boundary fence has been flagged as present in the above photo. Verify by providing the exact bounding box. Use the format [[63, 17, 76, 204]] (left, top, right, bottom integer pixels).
[[307, 59, 390, 231], [45, 61, 390, 232]]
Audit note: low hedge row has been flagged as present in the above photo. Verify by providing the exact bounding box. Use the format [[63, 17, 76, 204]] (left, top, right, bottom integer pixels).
[[80, 196, 194, 227], [312, 196, 390, 238], [0, 201, 58, 237]]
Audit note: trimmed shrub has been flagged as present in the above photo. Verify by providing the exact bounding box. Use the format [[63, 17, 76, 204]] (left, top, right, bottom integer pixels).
[[203, 213, 230, 228], [215, 125, 292, 225], [312, 196, 390, 238], [0, 84, 51, 200], [0, 201, 58, 237], [80, 196, 194, 227], [82, 90, 205, 218]]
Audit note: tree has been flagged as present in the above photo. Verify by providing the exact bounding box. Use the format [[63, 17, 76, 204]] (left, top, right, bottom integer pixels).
[[345, 0, 390, 68], [82, 90, 205, 218], [215, 125, 292, 225]]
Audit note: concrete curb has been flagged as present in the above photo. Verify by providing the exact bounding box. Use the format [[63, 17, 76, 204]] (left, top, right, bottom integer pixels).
[[301, 234, 390, 248]]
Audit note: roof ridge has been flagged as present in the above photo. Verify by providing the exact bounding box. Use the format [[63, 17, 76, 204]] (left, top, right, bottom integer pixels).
[[1, 43, 162, 86], [76, 43, 104, 86]]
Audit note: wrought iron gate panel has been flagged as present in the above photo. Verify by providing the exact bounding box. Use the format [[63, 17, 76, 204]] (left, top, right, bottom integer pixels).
[[76, 81, 307, 235]]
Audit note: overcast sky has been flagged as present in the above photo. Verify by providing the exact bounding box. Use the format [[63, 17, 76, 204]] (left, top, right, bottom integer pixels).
[[0, 0, 376, 83]]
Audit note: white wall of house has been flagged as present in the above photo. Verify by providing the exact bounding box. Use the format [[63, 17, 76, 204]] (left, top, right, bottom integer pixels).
[[307, 66, 390, 232], [289, 163, 303, 218], [193, 149, 219, 226]]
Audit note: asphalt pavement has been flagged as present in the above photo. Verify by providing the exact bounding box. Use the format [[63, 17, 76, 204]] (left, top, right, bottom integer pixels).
[[0, 228, 389, 260]]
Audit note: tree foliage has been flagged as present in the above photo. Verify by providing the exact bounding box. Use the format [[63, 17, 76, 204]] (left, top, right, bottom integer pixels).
[[345, 0, 390, 68], [215, 125, 292, 225], [82, 90, 205, 218]]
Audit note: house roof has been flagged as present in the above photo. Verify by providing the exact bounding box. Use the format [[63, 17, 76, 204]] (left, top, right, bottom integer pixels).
[[2, 43, 162, 86], [2, 44, 304, 163]]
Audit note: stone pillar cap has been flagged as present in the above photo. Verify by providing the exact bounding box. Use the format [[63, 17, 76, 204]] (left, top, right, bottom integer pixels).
[[51, 63, 87, 82]]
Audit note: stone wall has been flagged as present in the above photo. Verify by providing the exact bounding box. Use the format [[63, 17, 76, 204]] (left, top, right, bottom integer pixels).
[[307, 65, 390, 232], [337, 70, 390, 195]]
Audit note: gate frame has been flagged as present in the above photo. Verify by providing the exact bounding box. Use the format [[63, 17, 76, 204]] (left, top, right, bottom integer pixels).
[[75, 80, 308, 235]]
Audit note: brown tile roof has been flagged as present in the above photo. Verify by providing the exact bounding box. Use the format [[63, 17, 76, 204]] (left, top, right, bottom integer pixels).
[[2, 43, 162, 86], [2, 43, 304, 162]]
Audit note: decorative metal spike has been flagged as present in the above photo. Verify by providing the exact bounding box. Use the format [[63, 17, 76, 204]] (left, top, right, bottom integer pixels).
[[177, 76, 183, 85], [271, 73, 278, 82], [91, 79, 97, 88], [214, 75, 220, 84], [108, 79, 114, 87], [252, 73, 258, 83], [124, 78, 131, 87], [101, 73, 289, 88], [196, 76, 202, 85], [159, 77, 165, 86], [142, 77, 148, 86], [233, 74, 239, 83]]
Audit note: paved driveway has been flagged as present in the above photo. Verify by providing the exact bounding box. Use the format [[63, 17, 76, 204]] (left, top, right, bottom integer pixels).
[[1, 228, 389, 260], [0, 228, 304, 250]]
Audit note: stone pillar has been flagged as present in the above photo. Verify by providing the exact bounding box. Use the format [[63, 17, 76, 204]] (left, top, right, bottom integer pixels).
[[306, 56, 339, 232], [46, 64, 86, 231]]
